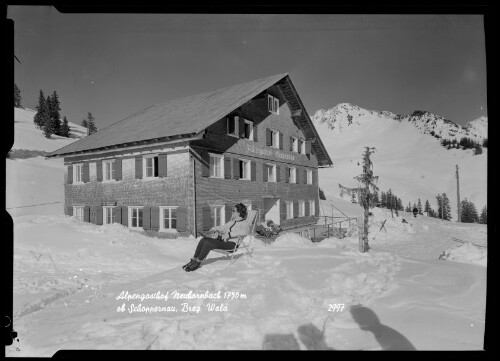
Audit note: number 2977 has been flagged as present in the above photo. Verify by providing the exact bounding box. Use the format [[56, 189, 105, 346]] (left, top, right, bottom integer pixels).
[[328, 304, 345, 312]]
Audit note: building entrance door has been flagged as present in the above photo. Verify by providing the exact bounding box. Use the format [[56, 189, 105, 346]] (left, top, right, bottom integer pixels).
[[263, 198, 280, 225]]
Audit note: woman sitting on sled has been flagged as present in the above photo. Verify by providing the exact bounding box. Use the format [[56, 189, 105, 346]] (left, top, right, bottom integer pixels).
[[182, 203, 249, 272]]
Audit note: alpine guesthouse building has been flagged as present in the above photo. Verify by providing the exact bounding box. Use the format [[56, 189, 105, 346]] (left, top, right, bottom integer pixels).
[[47, 73, 333, 236]]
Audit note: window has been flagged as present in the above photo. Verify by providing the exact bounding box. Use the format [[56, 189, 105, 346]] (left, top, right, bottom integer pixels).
[[310, 200, 316, 215], [243, 119, 254, 140], [269, 129, 280, 149], [227, 116, 239, 137], [301, 139, 306, 154], [103, 160, 115, 181], [268, 94, 279, 114], [128, 207, 143, 229], [286, 202, 293, 219], [209, 154, 224, 178], [74, 164, 83, 183], [239, 159, 251, 180], [244, 204, 252, 212], [267, 164, 276, 182], [143, 156, 158, 178], [299, 201, 305, 217], [103, 206, 115, 224], [73, 206, 84, 221], [213, 205, 225, 227], [289, 167, 296, 183], [307, 169, 313, 184], [292, 137, 298, 152], [160, 207, 177, 231]]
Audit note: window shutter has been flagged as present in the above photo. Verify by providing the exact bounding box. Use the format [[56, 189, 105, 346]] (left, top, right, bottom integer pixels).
[[143, 206, 151, 230], [298, 139, 302, 154], [263, 164, 268, 182], [296, 168, 301, 184], [293, 201, 299, 218], [115, 159, 122, 180], [279, 132, 283, 150], [96, 207, 103, 225], [202, 206, 212, 231], [251, 161, 256, 181], [176, 207, 188, 232], [305, 140, 312, 155], [266, 128, 272, 146], [276, 165, 281, 182], [83, 163, 90, 183], [313, 169, 317, 185], [158, 154, 168, 177], [67, 166, 73, 184], [96, 161, 103, 181], [285, 167, 289, 183], [84, 206, 90, 222], [280, 201, 287, 220], [201, 152, 210, 177], [121, 206, 128, 226], [233, 158, 240, 179], [151, 207, 160, 231], [225, 205, 232, 224], [290, 137, 293, 151], [305, 201, 310, 216], [227, 116, 234, 135], [224, 157, 231, 179], [135, 157, 142, 179], [239, 117, 245, 138], [113, 206, 122, 224], [253, 124, 258, 142]]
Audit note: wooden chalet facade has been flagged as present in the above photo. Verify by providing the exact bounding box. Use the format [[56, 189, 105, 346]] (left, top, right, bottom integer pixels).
[[47, 73, 333, 236]]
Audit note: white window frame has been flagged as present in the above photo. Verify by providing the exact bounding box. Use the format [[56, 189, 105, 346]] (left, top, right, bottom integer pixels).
[[159, 206, 178, 232], [271, 130, 280, 149], [128, 206, 144, 230], [243, 119, 254, 140], [239, 159, 251, 180], [213, 205, 225, 227], [307, 169, 313, 184], [103, 206, 115, 225], [310, 200, 316, 215], [227, 116, 239, 138], [73, 206, 84, 221], [301, 139, 306, 154], [143, 155, 158, 179], [286, 202, 294, 219], [299, 201, 305, 217], [292, 137, 298, 153], [209, 153, 224, 178], [268, 94, 279, 114], [289, 167, 296, 183], [267, 163, 276, 182], [102, 160, 115, 182], [73, 163, 84, 184]]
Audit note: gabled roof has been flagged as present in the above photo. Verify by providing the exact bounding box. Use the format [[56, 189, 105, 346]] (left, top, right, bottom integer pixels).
[[47, 73, 333, 166]]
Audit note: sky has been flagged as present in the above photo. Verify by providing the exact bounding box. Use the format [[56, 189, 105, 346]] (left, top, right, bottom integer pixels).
[[9, 6, 488, 130]]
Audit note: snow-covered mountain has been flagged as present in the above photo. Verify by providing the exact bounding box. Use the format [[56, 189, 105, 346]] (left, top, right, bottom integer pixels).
[[312, 103, 487, 221], [312, 103, 487, 144], [12, 107, 87, 152]]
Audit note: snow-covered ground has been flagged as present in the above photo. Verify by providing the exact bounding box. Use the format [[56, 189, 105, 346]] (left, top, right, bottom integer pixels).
[[6, 109, 487, 354]]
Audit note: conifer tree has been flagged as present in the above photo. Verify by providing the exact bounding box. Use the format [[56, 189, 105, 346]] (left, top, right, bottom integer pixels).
[[81, 119, 88, 128], [14, 83, 22, 108], [387, 189, 394, 210], [397, 197, 403, 211], [406, 202, 412, 212], [442, 193, 452, 221], [381, 191, 387, 208], [49, 91, 62, 136], [372, 190, 380, 207], [86, 112, 98, 134], [60, 116, 71, 137], [436, 194, 443, 219], [424, 199, 431, 216], [479, 205, 487, 224], [417, 199, 423, 215], [34, 90, 48, 129]]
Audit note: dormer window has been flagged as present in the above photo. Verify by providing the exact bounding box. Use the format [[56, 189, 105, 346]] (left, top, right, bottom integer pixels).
[[268, 94, 279, 114]]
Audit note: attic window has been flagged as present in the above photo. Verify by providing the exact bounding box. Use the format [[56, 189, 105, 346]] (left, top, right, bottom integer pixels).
[[227, 116, 239, 138], [268, 94, 279, 114]]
